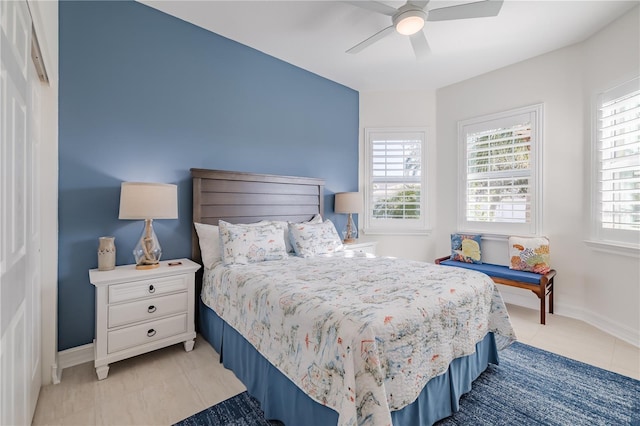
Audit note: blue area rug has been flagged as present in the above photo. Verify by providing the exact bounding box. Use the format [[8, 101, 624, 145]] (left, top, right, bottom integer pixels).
[[174, 391, 277, 426], [175, 342, 640, 426], [436, 342, 640, 425]]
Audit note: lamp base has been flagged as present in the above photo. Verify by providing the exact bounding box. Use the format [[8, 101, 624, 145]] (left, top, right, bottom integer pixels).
[[135, 263, 160, 270], [133, 219, 163, 270], [342, 213, 358, 244]]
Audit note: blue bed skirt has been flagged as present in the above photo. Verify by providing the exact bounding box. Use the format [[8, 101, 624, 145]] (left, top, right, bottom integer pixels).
[[199, 300, 499, 426]]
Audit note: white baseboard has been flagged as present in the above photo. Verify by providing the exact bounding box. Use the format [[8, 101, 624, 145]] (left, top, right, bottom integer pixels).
[[57, 342, 94, 376], [498, 285, 540, 310], [558, 302, 639, 348], [50, 363, 60, 385], [498, 285, 640, 348], [53, 294, 639, 380]]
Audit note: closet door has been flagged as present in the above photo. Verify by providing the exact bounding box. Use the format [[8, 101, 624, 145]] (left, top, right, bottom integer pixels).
[[1, 0, 42, 423]]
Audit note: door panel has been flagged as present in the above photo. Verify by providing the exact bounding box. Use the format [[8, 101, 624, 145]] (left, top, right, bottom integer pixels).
[[1, 0, 41, 423]]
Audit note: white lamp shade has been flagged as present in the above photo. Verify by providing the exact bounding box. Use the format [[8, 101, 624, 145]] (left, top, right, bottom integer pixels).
[[335, 192, 363, 214], [118, 182, 178, 220]]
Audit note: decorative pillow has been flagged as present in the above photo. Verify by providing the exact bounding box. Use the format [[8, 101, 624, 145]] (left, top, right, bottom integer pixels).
[[268, 221, 291, 253], [288, 219, 343, 258], [273, 215, 323, 253], [194, 222, 221, 269], [509, 236, 551, 274], [450, 233, 482, 264], [307, 214, 323, 224], [219, 220, 288, 265]]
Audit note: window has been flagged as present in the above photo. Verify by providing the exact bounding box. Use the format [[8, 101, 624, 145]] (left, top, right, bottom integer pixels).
[[458, 104, 543, 235], [592, 77, 640, 247], [363, 128, 429, 234]]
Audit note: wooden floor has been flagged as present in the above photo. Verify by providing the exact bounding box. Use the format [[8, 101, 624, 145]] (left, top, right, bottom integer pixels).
[[32, 304, 640, 425]]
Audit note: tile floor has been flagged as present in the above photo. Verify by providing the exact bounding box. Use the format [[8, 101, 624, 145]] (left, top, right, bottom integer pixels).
[[32, 304, 640, 425]]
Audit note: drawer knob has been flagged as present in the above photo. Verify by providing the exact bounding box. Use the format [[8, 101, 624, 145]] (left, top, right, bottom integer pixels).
[[147, 329, 156, 337], [147, 305, 156, 313], [148, 284, 155, 293]]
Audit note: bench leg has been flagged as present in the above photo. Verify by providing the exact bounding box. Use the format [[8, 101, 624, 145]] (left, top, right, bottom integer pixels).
[[548, 281, 554, 314], [540, 290, 546, 325]]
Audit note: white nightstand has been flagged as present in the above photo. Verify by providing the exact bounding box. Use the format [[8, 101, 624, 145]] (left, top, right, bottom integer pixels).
[[343, 241, 377, 255], [88, 258, 201, 380]]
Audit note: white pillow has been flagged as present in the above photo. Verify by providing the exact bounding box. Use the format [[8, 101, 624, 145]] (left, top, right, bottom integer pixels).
[[288, 219, 343, 258], [307, 214, 323, 224], [274, 214, 323, 253], [193, 222, 221, 269], [268, 221, 292, 253], [219, 220, 288, 265]]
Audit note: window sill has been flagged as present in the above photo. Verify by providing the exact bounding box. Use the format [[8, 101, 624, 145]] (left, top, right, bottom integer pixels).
[[584, 240, 640, 258], [362, 228, 432, 236]]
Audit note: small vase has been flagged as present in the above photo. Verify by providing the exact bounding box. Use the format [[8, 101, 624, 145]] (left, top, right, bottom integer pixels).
[[98, 236, 116, 271]]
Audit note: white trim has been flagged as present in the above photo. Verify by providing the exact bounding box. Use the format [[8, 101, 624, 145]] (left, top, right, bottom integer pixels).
[[558, 301, 639, 348], [589, 89, 600, 244], [363, 126, 431, 234], [590, 76, 640, 246], [57, 343, 94, 372], [584, 240, 640, 258], [363, 228, 432, 236], [503, 291, 639, 348], [50, 363, 60, 385], [499, 284, 540, 308], [478, 233, 509, 242], [27, 0, 58, 387]]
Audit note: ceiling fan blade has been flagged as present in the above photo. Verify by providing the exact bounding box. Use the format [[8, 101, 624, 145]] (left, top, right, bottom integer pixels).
[[344, 1, 397, 16], [409, 31, 430, 61], [427, 0, 503, 21], [346, 25, 395, 54]]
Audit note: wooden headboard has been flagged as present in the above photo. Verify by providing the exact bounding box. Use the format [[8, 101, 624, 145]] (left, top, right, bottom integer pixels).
[[190, 168, 325, 265]]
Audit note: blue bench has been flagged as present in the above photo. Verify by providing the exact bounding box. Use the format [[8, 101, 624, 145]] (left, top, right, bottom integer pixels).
[[435, 256, 556, 325]]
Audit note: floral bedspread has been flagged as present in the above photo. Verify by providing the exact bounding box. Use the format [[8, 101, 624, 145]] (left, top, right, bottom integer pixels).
[[201, 253, 516, 426]]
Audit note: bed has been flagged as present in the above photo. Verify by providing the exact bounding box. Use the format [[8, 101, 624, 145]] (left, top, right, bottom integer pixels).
[[191, 168, 516, 426]]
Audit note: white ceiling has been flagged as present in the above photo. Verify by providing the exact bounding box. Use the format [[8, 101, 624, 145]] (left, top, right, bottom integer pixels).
[[139, 0, 638, 92]]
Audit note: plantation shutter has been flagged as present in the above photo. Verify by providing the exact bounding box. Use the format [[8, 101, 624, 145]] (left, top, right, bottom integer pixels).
[[371, 133, 422, 219], [458, 104, 542, 235], [597, 78, 640, 232], [465, 122, 532, 224]]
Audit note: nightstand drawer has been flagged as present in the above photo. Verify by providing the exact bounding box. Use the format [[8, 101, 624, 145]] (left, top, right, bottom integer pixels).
[[107, 313, 187, 354], [108, 292, 188, 328], [109, 275, 188, 304], [344, 241, 377, 255]]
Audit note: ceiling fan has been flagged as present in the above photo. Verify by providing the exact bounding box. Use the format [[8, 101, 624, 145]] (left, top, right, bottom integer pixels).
[[346, 0, 504, 61]]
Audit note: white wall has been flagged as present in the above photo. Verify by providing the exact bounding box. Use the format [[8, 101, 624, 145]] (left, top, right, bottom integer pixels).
[[360, 7, 639, 345], [436, 40, 590, 316], [436, 7, 640, 345], [579, 7, 639, 346], [358, 90, 438, 262]]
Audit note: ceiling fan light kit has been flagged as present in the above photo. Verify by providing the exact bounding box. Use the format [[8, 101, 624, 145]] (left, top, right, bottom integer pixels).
[[394, 9, 427, 35], [346, 0, 504, 60]]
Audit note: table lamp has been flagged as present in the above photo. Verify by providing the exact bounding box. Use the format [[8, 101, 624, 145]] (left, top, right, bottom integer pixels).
[[335, 192, 363, 244], [118, 182, 178, 269]]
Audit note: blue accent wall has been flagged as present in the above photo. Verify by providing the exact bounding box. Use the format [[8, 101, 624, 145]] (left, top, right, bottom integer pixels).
[[58, 1, 359, 350]]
